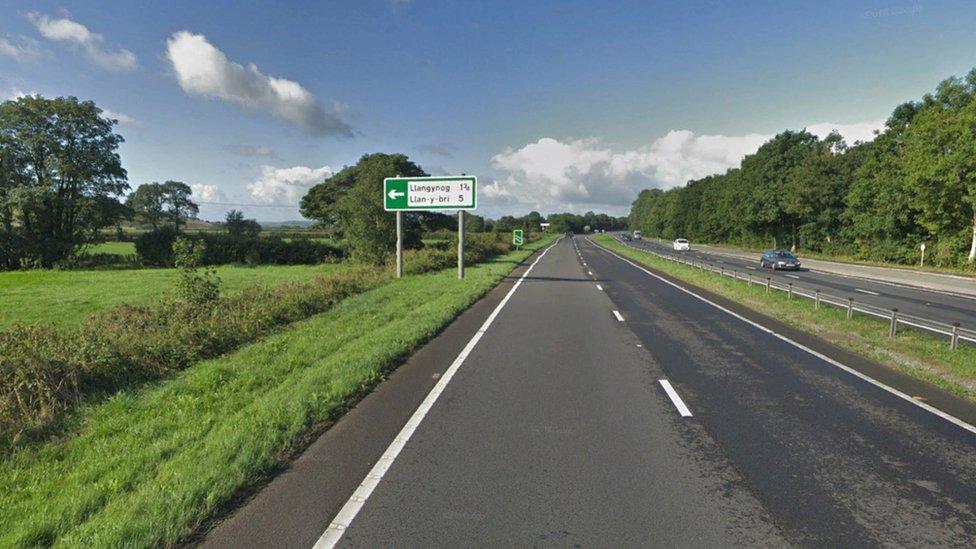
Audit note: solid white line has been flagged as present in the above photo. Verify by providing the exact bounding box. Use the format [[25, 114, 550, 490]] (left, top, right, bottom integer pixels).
[[590, 240, 976, 436], [612, 310, 624, 322], [313, 238, 563, 549], [659, 380, 693, 417], [855, 288, 880, 296], [596, 284, 603, 291]]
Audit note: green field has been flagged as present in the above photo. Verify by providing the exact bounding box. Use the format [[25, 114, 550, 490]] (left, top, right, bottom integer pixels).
[[592, 234, 976, 402], [0, 263, 348, 329], [0, 236, 554, 547], [83, 241, 136, 256]]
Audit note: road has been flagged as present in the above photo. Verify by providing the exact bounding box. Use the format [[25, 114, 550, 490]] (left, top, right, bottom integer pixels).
[[623, 236, 976, 333], [204, 236, 976, 548]]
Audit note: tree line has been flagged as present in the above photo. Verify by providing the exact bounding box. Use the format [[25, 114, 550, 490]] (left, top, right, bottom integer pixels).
[[0, 95, 213, 268], [629, 68, 976, 268]]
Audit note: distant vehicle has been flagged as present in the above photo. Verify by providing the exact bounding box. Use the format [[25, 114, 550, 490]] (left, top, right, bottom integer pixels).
[[620, 233, 632, 241], [760, 249, 801, 270], [632, 230, 643, 240], [673, 238, 690, 251]]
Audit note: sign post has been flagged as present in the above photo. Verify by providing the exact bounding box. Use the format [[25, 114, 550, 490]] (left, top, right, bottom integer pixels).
[[458, 210, 465, 279], [395, 211, 403, 278], [513, 229, 524, 250], [384, 175, 477, 278], [920, 242, 926, 267]]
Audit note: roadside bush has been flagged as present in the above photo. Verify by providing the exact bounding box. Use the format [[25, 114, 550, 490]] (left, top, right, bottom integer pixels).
[[402, 232, 515, 275], [173, 237, 221, 305], [134, 227, 180, 266], [134, 229, 343, 267]]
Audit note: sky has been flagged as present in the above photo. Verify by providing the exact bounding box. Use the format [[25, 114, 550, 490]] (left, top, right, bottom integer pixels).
[[3, 0, 976, 221]]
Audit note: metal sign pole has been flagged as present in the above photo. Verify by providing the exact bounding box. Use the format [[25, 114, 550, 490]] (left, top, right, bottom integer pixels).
[[458, 210, 465, 279], [396, 210, 403, 278]]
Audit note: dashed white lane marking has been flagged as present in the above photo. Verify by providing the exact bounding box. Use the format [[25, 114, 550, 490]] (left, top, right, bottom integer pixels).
[[659, 380, 693, 417], [784, 274, 800, 279], [596, 284, 603, 291], [588, 270, 593, 276], [855, 288, 880, 296], [612, 310, 624, 322], [313, 238, 562, 548], [746, 266, 757, 271], [591, 241, 976, 437]]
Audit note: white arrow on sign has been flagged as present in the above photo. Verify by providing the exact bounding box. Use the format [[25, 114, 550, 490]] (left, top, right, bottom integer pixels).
[[388, 188, 405, 200]]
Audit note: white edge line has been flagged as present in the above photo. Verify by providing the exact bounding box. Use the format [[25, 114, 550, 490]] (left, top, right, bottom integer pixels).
[[659, 379, 693, 417], [591, 239, 976, 437], [612, 310, 624, 322], [313, 238, 563, 548]]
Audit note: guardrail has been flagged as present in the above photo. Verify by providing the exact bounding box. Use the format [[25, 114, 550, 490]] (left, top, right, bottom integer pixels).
[[609, 237, 976, 349]]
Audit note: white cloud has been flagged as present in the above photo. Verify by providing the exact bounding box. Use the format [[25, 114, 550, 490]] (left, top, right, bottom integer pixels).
[[101, 108, 140, 127], [247, 165, 332, 205], [490, 122, 882, 211], [0, 36, 46, 62], [26, 12, 137, 71], [190, 184, 226, 203], [165, 31, 352, 136]]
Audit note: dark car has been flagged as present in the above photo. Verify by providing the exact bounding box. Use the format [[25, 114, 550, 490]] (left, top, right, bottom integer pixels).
[[620, 233, 632, 241], [760, 249, 801, 270]]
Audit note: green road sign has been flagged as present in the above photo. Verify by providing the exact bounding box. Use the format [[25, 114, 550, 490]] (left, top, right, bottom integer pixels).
[[513, 229, 524, 247], [384, 176, 477, 211]]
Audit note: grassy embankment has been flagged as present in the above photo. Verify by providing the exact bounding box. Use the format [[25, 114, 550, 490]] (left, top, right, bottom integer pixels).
[[0, 236, 554, 547], [593, 234, 976, 401], [0, 263, 348, 329]]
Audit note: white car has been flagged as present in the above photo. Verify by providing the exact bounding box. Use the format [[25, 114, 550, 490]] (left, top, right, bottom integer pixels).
[[632, 230, 643, 240], [673, 238, 690, 251]]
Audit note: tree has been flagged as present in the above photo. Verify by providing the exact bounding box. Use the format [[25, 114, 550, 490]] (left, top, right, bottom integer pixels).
[[162, 181, 198, 230], [843, 106, 925, 262], [0, 95, 128, 267], [127, 182, 166, 229], [224, 209, 261, 238], [902, 80, 976, 263], [301, 153, 426, 263]]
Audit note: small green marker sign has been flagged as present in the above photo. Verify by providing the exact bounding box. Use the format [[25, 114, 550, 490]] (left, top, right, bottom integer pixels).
[[513, 229, 524, 248], [383, 176, 477, 211]]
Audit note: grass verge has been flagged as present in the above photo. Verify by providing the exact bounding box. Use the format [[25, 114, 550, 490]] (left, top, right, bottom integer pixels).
[[0, 236, 554, 547], [593, 234, 976, 402]]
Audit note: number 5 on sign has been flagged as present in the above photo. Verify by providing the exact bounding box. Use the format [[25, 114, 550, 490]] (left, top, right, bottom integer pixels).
[[513, 229, 524, 249]]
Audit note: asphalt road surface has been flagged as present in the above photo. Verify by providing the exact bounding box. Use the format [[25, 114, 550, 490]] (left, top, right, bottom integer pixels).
[[622, 235, 976, 332], [204, 236, 976, 548]]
